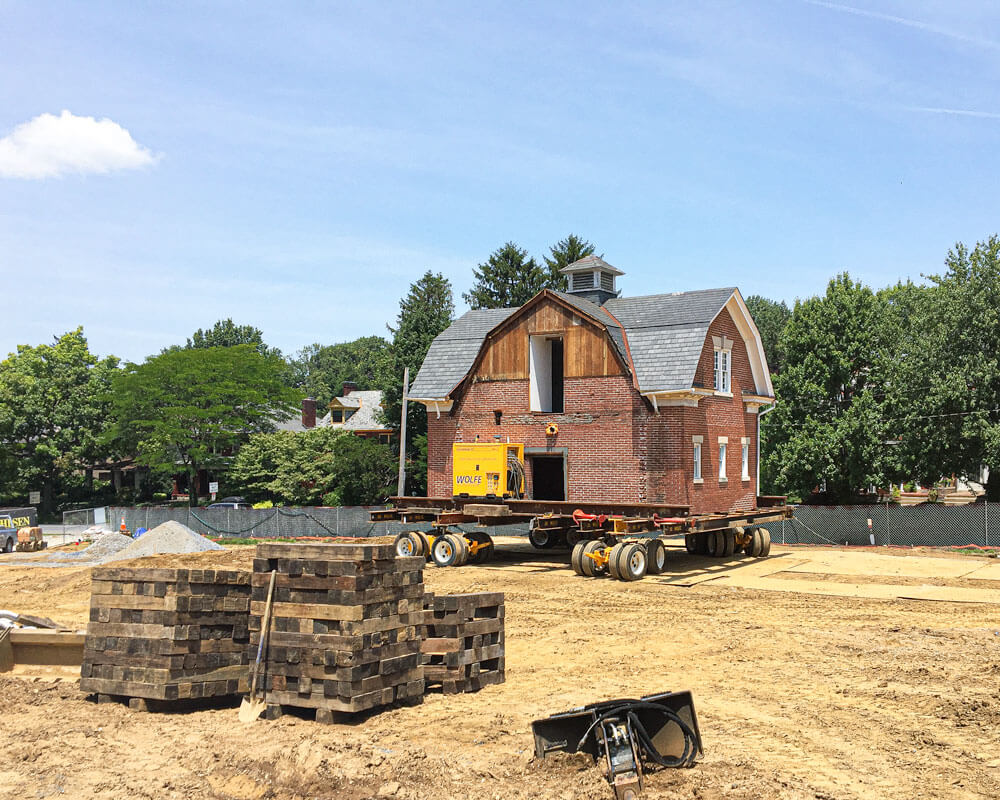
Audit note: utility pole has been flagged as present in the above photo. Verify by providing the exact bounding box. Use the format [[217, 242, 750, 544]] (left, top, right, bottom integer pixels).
[[397, 367, 409, 497]]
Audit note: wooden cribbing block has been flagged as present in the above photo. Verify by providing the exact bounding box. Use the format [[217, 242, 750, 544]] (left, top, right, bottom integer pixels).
[[253, 541, 427, 720], [80, 567, 252, 706], [421, 592, 505, 695]]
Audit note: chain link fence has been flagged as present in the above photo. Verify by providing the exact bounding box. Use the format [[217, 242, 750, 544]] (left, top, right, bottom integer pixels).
[[761, 502, 998, 548], [64, 502, 1000, 548]]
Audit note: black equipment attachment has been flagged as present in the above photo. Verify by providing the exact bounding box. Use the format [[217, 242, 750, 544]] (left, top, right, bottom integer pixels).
[[531, 690, 702, 800]]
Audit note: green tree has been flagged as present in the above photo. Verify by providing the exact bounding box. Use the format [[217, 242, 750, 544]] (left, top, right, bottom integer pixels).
[[745, 295, 791, 374], [185, 318, 279, 356], [108, 345, 300, 506], [229, 427, 343, 505], [761, 274, 895, 502], [326, 435, 397, 506], [462, 241, 546, 310], [290, 336, 392, 409], [543, 234, 596, 291], [381, 272, 455, 495], [0, 328, 119, 515], [889, 237, 1000, 499]]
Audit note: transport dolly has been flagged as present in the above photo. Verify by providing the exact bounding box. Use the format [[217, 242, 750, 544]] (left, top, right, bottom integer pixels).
[[532, 690, 703, 800]]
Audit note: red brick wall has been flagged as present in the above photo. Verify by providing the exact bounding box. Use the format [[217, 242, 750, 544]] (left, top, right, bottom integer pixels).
[[425, 307, 760, 513]]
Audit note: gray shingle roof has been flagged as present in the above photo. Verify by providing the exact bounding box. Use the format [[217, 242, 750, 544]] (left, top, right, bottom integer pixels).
[[407, 308, 518, 399], [603, 287, 736, 393], [341, 390, 388, 431], [408, 287, 741, 400]]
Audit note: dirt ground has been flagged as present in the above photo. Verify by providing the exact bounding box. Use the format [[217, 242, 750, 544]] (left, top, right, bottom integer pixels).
[[1, 539, 999, 800]]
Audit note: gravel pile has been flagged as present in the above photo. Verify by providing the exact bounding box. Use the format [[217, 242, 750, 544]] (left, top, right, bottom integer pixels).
[[8, 522, 223, 568], [105, 520, 224, 562]]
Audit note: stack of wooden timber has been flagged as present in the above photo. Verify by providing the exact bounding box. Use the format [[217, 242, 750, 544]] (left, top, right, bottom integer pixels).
[[422, 591, 505, 694], [252, 541, 425, 722], [80, 567, 251, 708]]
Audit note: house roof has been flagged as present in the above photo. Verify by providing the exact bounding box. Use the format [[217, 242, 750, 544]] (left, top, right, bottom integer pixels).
[[407, 307, 519, 400], [602, 287, 738, 393], [340, 390, 389, 431], [408, 285, 773, 402]]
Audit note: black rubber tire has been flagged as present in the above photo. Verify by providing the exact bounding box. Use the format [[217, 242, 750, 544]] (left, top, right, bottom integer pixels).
[[581, 539, 606, 577], [697, 532, 711, 554], [608, 543, 626, 580], [618, 543, 648, 581], [571, 541, 587, 575], [759, 528, 772, 557], [708, 531, 723, 557], [746, 529, 763, 557], [394, 531, 423, 558], [2, 536, 12, 554], [566, 530, 582, 548], [722, 530, 736, 557], [646, 539, 667, 574], [684, 534, 698, 554], [528, 528, 555, 549], [468, 532, 494, 564], [431, 534, 461, 567]]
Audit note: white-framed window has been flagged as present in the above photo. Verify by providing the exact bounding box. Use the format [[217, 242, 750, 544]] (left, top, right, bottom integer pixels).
[[692, 435, 703, 483], [718, 437, 727, 483], [713, 347, 731, 393], [741, 437, 750, 481]]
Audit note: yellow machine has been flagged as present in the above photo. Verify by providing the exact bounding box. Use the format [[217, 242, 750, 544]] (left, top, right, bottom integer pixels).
[[452, 442, 525, 499]]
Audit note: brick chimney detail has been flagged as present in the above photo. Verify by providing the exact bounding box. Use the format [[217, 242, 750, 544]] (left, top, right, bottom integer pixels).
[[302, 398, 317, 429]]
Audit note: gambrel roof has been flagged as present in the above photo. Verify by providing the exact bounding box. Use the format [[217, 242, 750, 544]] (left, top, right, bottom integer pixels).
[[407, 286, 774, 403]]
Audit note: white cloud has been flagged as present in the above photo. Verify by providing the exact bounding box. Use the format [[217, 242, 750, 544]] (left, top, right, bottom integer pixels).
[[0, 110, 159, 179]]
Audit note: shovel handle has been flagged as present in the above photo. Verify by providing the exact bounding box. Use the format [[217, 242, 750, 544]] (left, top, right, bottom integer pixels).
[[248, 569, 277, 704]]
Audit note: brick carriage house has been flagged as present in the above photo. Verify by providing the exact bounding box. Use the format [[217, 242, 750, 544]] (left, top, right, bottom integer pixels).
[[407, 256, 775, 515]]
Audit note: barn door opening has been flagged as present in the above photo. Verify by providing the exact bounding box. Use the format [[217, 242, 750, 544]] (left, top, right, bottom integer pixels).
[[531, 455, 565, 501]]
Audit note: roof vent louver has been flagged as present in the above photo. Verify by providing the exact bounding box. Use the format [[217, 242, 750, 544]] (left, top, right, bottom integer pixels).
[[559, 255, 623, 306], [571, 272, 594, 291]]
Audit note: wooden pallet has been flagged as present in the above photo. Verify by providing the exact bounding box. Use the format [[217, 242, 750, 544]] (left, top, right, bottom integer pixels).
[[253, 542, 426, 719], [422, 592, 505, 694], [79, 568, 252, 706]]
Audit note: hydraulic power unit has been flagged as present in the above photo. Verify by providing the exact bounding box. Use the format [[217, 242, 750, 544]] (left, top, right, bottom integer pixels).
[[452, 443, 525, 499]]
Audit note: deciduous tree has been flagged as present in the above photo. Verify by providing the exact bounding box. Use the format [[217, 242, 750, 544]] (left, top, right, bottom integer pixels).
[[109, 345, 300, 506], [745, 295, 791, 374], [0, 328, 119, 515]]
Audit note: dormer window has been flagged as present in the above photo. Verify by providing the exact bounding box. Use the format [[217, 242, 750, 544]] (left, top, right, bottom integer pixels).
[[712, 335, 733, 394]]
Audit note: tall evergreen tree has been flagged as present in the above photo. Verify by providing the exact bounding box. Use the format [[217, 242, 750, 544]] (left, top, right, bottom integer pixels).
[[543, 234, 596, 291], [462, 242, 546, 309], [381, 272, 455, 494]]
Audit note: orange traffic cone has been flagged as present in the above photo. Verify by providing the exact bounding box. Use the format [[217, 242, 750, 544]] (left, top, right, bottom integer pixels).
[[120, 516, 128, 535]]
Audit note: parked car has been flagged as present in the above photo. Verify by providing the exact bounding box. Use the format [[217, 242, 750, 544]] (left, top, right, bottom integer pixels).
[[206, 497, 251, 509]]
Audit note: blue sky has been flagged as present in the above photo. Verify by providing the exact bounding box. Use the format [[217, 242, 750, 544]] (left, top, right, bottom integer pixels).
[[2, 1, 999, 362]]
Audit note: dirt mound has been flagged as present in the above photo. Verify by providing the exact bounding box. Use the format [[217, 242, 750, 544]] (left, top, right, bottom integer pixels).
[[106, 520, 224, 563]]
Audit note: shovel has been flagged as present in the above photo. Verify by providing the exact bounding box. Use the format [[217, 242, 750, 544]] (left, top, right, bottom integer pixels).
[[239, 569, 276, 723]]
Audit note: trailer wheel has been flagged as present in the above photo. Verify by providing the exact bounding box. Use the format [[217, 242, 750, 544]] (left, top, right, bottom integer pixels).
[[618, 543, 648, 581], [431, 534, 462, 567], [528, 528, 556, 549], [745, 529, 763, 557], [394, 531, 424, 558], [708, 531, 723, 557], [415, 531, 432, 559], [608, 543, 626, 580], [646, 539, 667, 574], [571, 541, 586, 575], [759, 528, 772, 557], [566, 530, 582, 548], [468, 532, 494, 564], [579, 539, 606, 577], [684, 534, 698, 554], [722, 530, 736, 557]]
